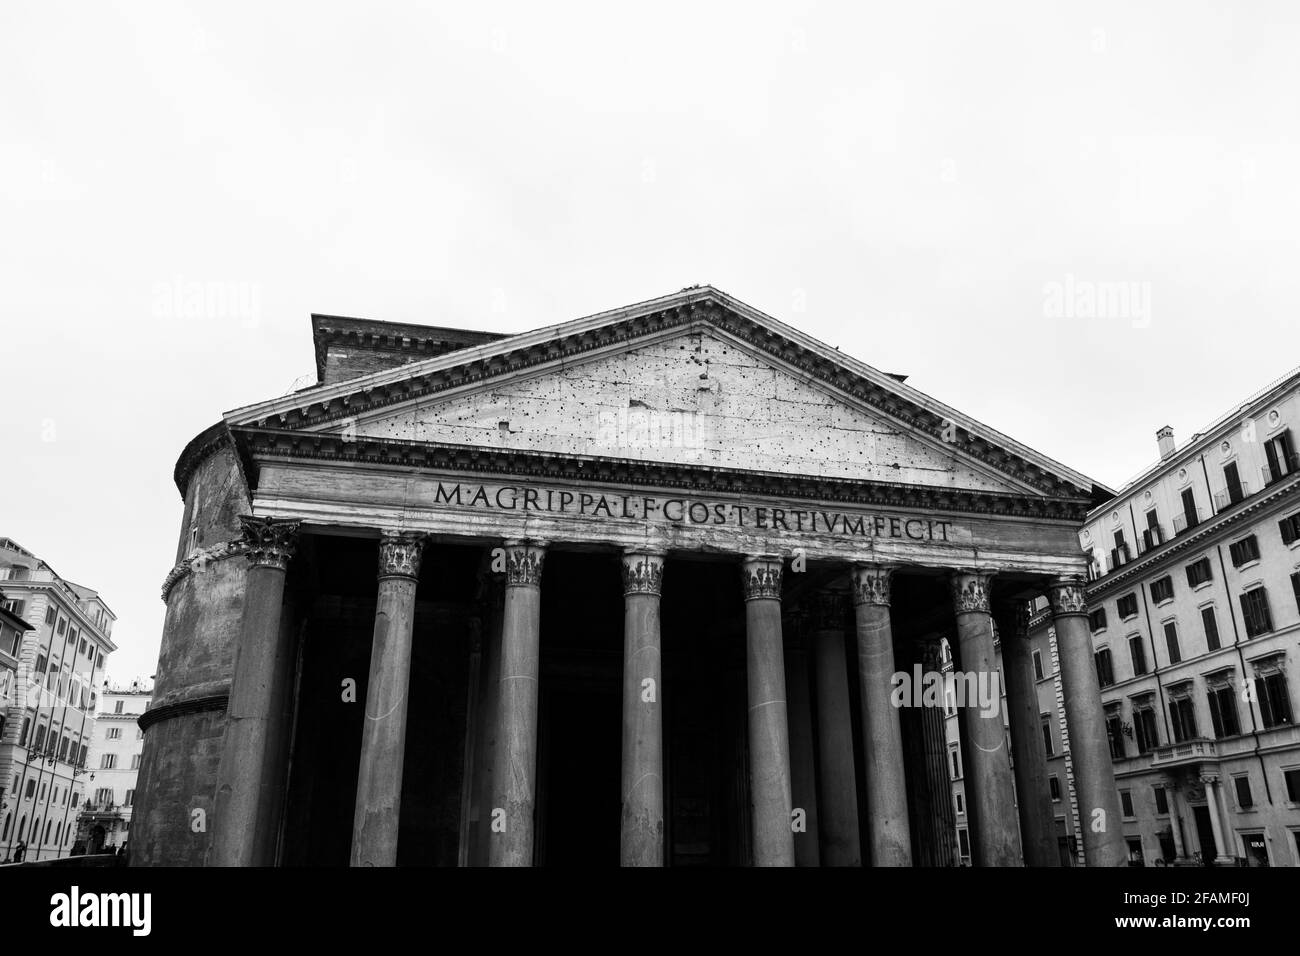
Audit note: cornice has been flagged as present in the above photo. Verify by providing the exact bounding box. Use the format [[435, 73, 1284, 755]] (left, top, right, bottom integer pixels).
[[224, 291, 1097, 501], [1085, 476, 1300, 600], [232, 425, 1096, 522], [173, 420, 235, 498], [160, 539, 249, 602]]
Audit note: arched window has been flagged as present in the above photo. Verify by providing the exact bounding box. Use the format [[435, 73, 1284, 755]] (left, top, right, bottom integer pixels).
[[43, 819, 52, 843], [24, 778, 35, 799], [30, 817, 41, 841], [17, 816, 24, 843], [65, 826, 72, 845], [54, 822, 61, 845]]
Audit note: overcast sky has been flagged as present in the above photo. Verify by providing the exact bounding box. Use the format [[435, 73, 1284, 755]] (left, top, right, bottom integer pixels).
[[2, 1, 1298, 681]]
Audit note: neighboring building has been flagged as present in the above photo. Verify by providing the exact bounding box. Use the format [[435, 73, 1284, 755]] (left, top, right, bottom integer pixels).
[[76, 678, 152, 854], [0, 538, 116, 862], [0, 591, 34, 764], [135, 286, 1128, 867], [1035, 367, 1300, 867]]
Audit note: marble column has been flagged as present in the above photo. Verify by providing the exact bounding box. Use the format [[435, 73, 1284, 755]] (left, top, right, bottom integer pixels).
[[489, 540, 547, 867], [350, 530, 425, 867], [619, 550, 665, 867], [741, 554, 795, 867], [995, 599, 1058, 867], [951, 570, 1022, 866], [812, 590, 861, 866], [784, 615, 821, 867], [852, 563, 911, 866], [1201, 774, 1234, 864], [210, 516, 299, 867], [1049, 576, 1127, 867]]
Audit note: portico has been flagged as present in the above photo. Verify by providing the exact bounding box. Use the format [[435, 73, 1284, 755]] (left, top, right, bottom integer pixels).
[[140, 286, 1122, 867]]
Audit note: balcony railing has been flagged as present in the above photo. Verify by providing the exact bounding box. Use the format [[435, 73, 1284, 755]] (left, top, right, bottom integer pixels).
[[1214, 481, 1250, 511], [1262, 453, 1300, 488], [1173, 510, 1203, 536], [1150, 737, 1218, 768], [1106, 545, 1131, 573], [1139, 524, 1165, 554]]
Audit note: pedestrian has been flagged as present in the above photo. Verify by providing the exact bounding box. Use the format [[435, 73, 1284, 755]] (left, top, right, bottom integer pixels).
[[13, 841, 26, 863]]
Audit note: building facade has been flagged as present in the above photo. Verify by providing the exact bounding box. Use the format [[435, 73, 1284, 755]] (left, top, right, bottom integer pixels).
[[77, 678, 152, 854], [0, 538, 116, 862], [1059, 369, 1300, 867], [134, 286, 1127, 867]]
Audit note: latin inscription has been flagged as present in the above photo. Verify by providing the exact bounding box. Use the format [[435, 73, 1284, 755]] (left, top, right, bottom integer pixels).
[[428, 481, 956, 541]]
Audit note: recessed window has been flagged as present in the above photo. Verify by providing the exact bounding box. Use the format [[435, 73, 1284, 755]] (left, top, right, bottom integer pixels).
[[1284, 768, 1300, 804], [1208, 680, 1241, 737], [1163, 622, 1181, 665], [1230, 535, 1261, 568], [1134, 705, 1159, 753], [1107, 711, 1126, 759], [1095, 648, 1115, 687], [1254, 667, 1294, 729], [1120, 790, 1135, 818], [1129, 635, 1147, 676], [1186, 558, 1213, 588], [1041, 716, 1054, 757], [1153, 785, 1169, 815], [1151, 576, 1175, 604], [1117, 594, 1138, 619], [1234, 775, 1254, 809], [1263, 429, 1296, 485], [1049, 775, 1061, 801], [954, 791, 964, 815], [1032, 649, 1044, 680], [1089, 609, 1107, 631], [1240, 588, 1274, 638], [1169, 689, 1198, 743], [1202, 606, 1221, 651]]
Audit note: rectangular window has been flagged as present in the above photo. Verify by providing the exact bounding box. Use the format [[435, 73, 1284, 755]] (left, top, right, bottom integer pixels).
[[1186, 558, 1213, 588], [1202, 607, 1221, 651], [1129, 635, 1147, 676], [1224, 460, 1244, 504], [94, 786, 113, 805], [106, 727, 121, 740], [1256, 671, 1294, 729], [1041, 717, 1054, 757], [1154, 785, 1169, 815], [950, 749, 961, 780], [1095, 649, 1114, 687], [1117, 594, 1138, 619], [1032, 649, 1044, 680], [958, 828, 970, 857], [1263, 429, 1297, 484], [1241, 588, 1274, 638], [1279, 511, 1300, 545], [1151, 576, 1174, 604], [131, 754, 141, 770], [114, 700, 124, 714], [1230, 535, 1261, 568], [1234, 775, 1253, 809], [1164, 622, 1181, 665], [1208, 683, 1241, 737], [124, 789, 135, 807], [955, 792, 964, 815], [1088, 609, 1107, 631], [1170, 695, 1198, 743], [1120, 790, 1135, 817], [100, 753, 116, 769], [1181, 488, 1200, 531], [1284, 768, 1300, 803], [1107, 713, 1126, 759], [1134, 707, 1159, 753], [1293, 572, 1300, 614], [1143, 509, 1163, 551], [1049, 776, 1061, 800]]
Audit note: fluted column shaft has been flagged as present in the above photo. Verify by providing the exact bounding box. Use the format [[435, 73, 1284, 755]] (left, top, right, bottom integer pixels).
[[211, 516, 299, 867], [489, 540, 547, 867], [620, 551, 665, 866], [742, 555, 795, 867], [1049, 577, 1126, 867], [351, 531, 425, 867], [852, 563, 911, 866], [951, 571, 1021, 866]]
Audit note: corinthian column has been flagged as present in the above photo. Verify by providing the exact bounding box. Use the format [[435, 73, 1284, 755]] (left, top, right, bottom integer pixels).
[[351, 530, 425, 867], [851, 563, 911, 866], [741, 554, 795, 867], [211, 516, 299, 867], [489, 540, 547, 867], [950, 570, 1021, 866], [620, 551, 665, 866], [1048, 576, 1126, 867]]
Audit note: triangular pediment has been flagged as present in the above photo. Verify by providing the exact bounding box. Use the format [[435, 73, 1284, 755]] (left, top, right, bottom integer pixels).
[[224, 287, 1104, 502]]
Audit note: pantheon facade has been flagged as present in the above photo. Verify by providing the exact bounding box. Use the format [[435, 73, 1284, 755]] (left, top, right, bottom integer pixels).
[[132, 287, 1126, 867]]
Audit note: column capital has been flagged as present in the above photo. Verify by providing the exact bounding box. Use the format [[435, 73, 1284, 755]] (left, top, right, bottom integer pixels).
[[812, 590, 849, 629], [850, 563, 895, 607], [741, 554, 784, 602], [1046, 576, 1088, 618], [1198, 772, 1221, 786], [621, 551, 665, 596], [238, 516, 300, 571], [950, 570, 993, 615], [502, 539, 547, 589], [377, 530, 425, 581]]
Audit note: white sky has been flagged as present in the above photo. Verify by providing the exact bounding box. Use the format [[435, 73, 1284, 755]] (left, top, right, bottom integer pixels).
[[2, 1, 1298, 681]]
